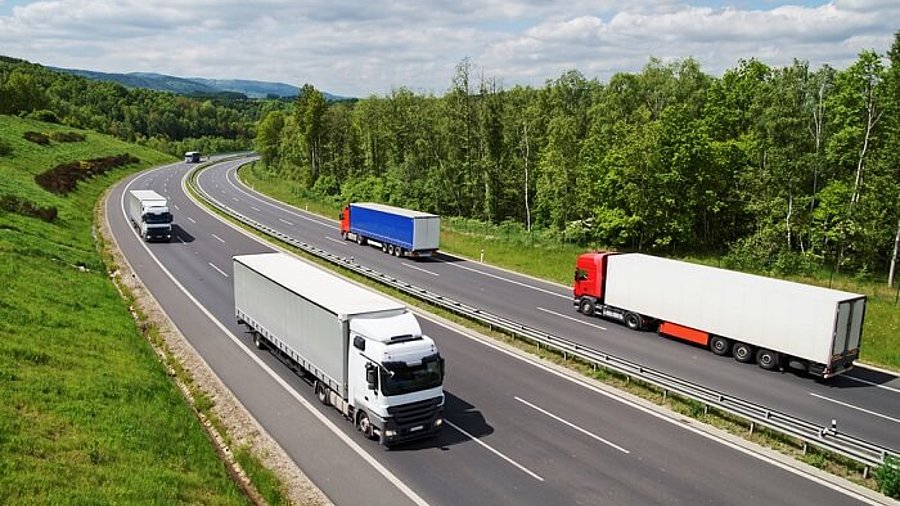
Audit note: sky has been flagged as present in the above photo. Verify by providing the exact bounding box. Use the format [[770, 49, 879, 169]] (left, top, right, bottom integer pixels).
[[0, 0, 897, 97]]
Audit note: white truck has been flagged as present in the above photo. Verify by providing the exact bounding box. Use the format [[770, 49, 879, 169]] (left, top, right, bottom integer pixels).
[[127, 190, 173, 242], [574, 252, 866, 378], [233, 252, 445, 445]]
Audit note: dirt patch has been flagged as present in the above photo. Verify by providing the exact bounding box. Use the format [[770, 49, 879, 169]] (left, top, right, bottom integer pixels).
[[97, 186, 331, 506], [37, 154, 139, 195]]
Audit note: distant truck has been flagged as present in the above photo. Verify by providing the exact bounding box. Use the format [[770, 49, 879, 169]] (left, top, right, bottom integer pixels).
[[234, 252, 445, 445], [340, 203, 440, 258], [184, 151, 201, 163], [127, 190, 173, 242], [573, 252, 865, 378]]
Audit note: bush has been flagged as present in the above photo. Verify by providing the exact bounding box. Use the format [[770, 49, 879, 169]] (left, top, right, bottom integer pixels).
[[27, 109, 61, 124], [876, 455, 900, 499], [49, 131, 86, 143], [34, 153, 140, 195], [0, 194, 57, 222], [23, 131, 50, 145]]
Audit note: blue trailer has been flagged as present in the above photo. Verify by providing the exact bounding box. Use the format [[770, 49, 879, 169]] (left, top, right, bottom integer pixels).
[[340, 203, 440, 258]]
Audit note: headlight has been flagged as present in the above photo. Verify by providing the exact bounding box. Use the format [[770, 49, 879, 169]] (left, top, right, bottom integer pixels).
[[434, 418, 443, 427], [384, 430, 397, 438]]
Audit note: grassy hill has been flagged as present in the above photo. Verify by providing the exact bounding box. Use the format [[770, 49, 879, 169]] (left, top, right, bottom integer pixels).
[[0, 116, 248, 504]]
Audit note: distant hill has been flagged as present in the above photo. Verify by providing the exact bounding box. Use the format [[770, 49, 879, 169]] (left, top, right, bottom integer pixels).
[[50, 67, 347, 100]]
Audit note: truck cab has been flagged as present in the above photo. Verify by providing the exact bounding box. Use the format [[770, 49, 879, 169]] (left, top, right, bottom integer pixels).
[[574, 252, 615, 314], [347, 311, 444, 445]]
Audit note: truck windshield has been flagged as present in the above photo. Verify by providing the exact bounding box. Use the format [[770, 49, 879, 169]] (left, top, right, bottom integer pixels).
[[380, 354, 444, 396], [144, 212, 173, 224]]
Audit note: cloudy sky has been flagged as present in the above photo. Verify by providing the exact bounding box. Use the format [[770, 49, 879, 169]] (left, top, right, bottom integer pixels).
[[0, 0, 896, 97]]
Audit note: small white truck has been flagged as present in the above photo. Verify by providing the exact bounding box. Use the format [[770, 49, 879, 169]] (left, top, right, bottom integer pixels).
[[127, 190, 173, 242], [234, 252, 445, 445]]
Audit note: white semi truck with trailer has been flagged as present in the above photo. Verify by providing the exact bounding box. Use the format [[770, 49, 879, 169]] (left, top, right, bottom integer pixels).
[[233, 252, 445, 445], [574, 252, 866, 378], [127, 190, 173, 242]]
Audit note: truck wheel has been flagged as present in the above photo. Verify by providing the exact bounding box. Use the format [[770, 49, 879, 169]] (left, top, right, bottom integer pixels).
[[394, 247, 403, 257], [709, 335, 731, 356], [341, 231, 348, 241], [356, 234, 366, 246], [253, 332, 265, 350], [624, 312, 643, 331], [578, 298, 595, 316], [382, 243, 388, 253], [357, 411, 374, 439], [387, 244, 395, 255], [733, 342, 754, 363], [756, 349, 780, 370], [315, 381, 329, 406]]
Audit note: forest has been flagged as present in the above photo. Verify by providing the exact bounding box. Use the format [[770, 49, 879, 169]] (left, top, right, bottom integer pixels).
[[255, 34, 900, 284], [0, 56, 266, 157]]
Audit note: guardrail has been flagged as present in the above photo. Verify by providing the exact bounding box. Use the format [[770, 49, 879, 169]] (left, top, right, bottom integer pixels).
[[187, 161, 899, 474]]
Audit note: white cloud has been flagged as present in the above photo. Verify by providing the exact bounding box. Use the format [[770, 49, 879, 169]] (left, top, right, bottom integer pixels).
[[0, 0, 896, 96]]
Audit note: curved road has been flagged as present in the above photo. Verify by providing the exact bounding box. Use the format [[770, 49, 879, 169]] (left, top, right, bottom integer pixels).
[[200, 161, 900, 453], [106, 158, 885, 505]]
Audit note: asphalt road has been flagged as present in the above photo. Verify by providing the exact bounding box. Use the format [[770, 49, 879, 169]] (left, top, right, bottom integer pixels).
[[105, 158, 883, 506], [199, 161, 900, 454]]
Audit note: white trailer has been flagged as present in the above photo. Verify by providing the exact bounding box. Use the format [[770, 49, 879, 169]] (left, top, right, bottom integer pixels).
[[127, 190, 173, 242], [233, 252, 445, 445], [575, 253, 865, 377]]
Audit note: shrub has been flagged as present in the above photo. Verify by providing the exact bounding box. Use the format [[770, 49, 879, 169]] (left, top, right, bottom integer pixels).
[[34, 153, 140, 195], [23, 131, 50, 145], [49, 131, 86, 143], [27, 109, 61, 124], [876, 455, 900, 499], [0, 194, 58, 222]]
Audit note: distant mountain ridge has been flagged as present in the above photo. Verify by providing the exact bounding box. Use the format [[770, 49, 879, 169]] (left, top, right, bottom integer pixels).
[[50, 67, 346, 100]]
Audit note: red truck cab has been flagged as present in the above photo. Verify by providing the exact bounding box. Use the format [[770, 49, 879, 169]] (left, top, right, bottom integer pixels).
[[339, 205, 351, 238], [574, 252, 614, 314]]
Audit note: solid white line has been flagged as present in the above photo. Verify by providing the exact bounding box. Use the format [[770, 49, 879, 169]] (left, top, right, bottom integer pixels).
[[537, 307, 607, 331], [843, 375, 900, 394], [445, 421, 544, 482], [448, 262, 570, 299], [808, 393, 900, 424], [403, 263, 439, 277], [187, 216, 196, 224], [223, 166, 335, 228], [278, 218, 294, 226], [208, 262, 229, 278], [116, 166, 431, 506], [514, 397, 629, 454], [210, 233, 226, 244]]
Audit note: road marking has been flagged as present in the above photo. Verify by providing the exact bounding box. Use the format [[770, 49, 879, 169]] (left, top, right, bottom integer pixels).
[[808, 393, 900, 424], [210, 233, 226, 244], [208, 262, 229, 278], [448, 262, 569, 299], [515, 397, 629, 454], [232, 197, 239, 202], [250, 206, 261, 212], [115, 171, 432, 506], [537, 307, 607, 331], [325, 236, 348, 245], [176, 235, 185, 244], [844, 376, 900, 394], [187, 216, 196, 224], [173, 203, 180, 210], [403, 263, 439, 277], [445, 420, 544, 482], [278, 218, 294, 226]]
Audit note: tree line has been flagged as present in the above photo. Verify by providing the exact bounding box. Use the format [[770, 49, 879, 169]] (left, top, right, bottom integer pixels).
[[256, 35, 900, 284], [0, 56, 264, 156]]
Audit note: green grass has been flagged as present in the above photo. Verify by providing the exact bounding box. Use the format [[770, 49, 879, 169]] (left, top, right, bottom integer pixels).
[[241, 162, 900, 373], [0, 116, 249, 504]]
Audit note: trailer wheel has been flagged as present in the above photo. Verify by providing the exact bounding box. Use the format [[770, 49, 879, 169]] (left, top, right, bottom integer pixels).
[[624, 312, 643, 331], [253, 332, 265, 350], [578, 298, 595, 316], [382, 243, 388, 253], [709, 335, 731, 356], [387, 244, 395, 255], [356, 234, 366, 246], [756, 349, 780, 370], [315, 381, 329, 406], [357, 411, 374, 439], [394, 247, 403, 257], [733, 342, 754, 363]]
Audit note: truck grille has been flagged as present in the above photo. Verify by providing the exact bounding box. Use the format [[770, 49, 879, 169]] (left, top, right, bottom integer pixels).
[[387, 396, 442, 427]]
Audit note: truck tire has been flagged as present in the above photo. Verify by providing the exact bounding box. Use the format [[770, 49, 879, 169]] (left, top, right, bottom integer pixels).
[[315, 381, 329, 406], [357, 411, 374, 439], [387, 244, 395, 255], [578, 298, 595, 316], [733, 342, 754, 363], [709, 335, 731, 356], [394, 247, 403, 257], [624, 312, 643, 331], [253, 332, 265, 350], [341, 231, 348, 241], [756, 349, 780, 370], [382, 243, 388, 253]]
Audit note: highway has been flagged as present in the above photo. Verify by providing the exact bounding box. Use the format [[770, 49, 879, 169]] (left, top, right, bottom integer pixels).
[[201, 160, 900, 453], [106, 158, 884, 505]]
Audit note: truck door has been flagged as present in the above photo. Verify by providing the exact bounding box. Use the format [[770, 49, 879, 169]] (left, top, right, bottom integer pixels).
[[832, 298, 863, 357]]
